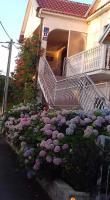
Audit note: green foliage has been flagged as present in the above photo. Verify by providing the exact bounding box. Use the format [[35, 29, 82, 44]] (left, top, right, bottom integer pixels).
[[11, 33, 40, 105]]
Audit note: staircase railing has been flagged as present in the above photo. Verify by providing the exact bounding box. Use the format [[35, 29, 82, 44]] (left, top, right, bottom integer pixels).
[[66, 44, 110, 77], [38, 56, 110, 111]]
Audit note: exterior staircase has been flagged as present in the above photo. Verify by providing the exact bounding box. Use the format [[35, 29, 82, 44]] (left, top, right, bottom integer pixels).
[[38, 56, 110, 111]]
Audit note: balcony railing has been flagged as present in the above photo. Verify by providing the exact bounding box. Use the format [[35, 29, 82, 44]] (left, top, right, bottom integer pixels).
[[66, 44, 110, 77]]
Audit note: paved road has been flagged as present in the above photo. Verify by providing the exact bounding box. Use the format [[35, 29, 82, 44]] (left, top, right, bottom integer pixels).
[[0, 137, 51, 200]]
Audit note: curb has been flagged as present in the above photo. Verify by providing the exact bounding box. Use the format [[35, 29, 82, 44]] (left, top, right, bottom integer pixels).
[[37, 178, 90, 200]]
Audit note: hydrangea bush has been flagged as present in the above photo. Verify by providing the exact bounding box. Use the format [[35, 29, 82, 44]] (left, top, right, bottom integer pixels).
[[3, 105, 110, 192]]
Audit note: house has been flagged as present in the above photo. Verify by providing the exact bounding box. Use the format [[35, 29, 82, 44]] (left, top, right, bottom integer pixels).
[[20, 0, 110, 111]]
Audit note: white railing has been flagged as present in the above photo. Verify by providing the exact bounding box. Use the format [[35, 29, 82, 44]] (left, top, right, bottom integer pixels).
[[38, 56, 110, 111], [96, 82, 110, 101], [66, 44, 110, 77]]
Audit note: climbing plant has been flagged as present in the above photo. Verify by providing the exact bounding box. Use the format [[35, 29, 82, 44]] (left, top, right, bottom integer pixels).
[[11, 33, 40, 104]]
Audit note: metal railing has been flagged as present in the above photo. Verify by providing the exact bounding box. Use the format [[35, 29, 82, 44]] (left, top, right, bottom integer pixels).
[[38, 56, 110, 111], [66, 44, 110, 77]]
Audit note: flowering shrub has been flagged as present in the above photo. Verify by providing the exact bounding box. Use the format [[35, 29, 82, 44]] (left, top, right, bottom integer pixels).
[[3, 107, 110, 192]]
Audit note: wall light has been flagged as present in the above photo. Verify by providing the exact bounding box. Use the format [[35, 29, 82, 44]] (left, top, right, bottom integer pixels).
[[70, 196, 76, 200]]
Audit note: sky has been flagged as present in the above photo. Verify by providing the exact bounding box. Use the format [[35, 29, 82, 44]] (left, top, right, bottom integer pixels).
[[0, 0, 92, 75], [0, 0, 28, 75]]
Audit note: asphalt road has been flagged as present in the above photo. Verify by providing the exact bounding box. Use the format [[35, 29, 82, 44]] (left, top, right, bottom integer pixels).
[[0, 136, 51, 200]]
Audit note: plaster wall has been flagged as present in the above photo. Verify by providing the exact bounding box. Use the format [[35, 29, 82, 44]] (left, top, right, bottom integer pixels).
[[24, 4, 41, 38], [41, 13, 88, 49], [87, 9, 110, 49]]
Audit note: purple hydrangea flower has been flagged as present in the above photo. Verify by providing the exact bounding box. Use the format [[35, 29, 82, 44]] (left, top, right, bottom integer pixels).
[[80, 119, 86, 126], [33, 159, 40, 171], [27, 170, 35, 179], [84, 118, 92, 124], [57, 114, 63, 120], [44, 129, 52, 136], [66, 120, 71, 126], [45, 143, 54, 150], [41, 111, 47, 117], [60, 118, 66, 124], [39, 150, 47, 157], [62, 144, 69, 150], [69, 123, 76, 129], [54, 146, 61, 153], [70, 116, 80, 124], [57, 133, 64, 140], [97, 116, 105, 123], [51, 117, 57, 124], [53, 157, 62, 165], [46, 156, 52, 163], [24, 149, 33, 157], [52, 130, 59, 139], [47, 139, 53, 144], [84, 126, 93, 138], [66, 128, 74, 135], [93, 129, 99, 136], [42, 117, 51, 124], [31, 115, 38, 121], [93, 119, 102, 127], [40, 140, 46, 147], [44, 124, 52, 130], [53, 140, 59, 146], [105, 115, 110, 123], [107, 125, 110, 133]]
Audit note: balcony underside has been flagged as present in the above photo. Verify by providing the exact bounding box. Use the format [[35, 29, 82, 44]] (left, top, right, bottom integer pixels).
[[88, 70, 110, 82]]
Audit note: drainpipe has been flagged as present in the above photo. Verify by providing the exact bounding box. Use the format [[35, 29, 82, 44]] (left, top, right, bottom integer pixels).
[[35, 8, 44, 74]]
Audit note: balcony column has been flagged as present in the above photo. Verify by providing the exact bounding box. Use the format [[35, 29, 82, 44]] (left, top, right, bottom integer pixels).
[[106, 45, 110, 69], [101, 44, 106, 69], [67, 30, 70, 58]]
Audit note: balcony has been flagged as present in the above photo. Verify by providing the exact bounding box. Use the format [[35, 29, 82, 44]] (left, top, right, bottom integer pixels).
[[66, 44, 110, 82]]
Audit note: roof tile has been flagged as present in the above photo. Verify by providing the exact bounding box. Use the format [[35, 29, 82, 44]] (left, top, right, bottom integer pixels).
[[37, 0, 90, 18]]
